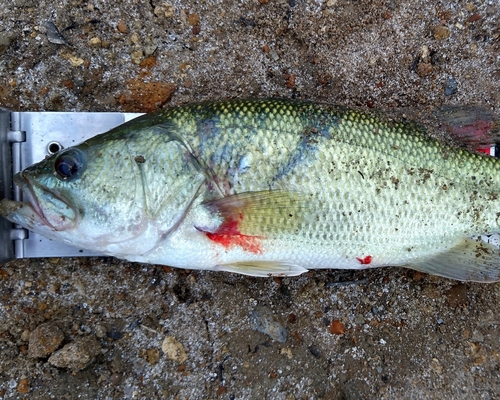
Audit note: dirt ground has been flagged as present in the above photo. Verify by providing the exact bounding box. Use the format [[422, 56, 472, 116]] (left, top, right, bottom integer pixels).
[[1, 0, 500, 399]]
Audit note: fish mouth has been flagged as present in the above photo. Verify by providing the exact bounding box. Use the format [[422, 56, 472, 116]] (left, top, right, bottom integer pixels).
[[13, 171, 79, 231]]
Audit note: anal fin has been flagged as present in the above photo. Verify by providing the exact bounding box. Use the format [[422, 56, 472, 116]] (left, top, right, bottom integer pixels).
[[409, 238, 500, 283], [215, 261, 308, 277]]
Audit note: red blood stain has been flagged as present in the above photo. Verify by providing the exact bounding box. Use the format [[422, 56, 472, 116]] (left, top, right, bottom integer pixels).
[[205, 216, 262, 254], [356, 255, 372, 265]]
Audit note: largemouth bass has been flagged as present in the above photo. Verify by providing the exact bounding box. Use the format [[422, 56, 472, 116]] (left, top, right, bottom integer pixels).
[[1, 99, 500, 282]]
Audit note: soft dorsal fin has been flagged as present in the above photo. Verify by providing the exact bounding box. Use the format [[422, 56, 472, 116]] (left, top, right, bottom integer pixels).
[[409, 238, 500, 283]]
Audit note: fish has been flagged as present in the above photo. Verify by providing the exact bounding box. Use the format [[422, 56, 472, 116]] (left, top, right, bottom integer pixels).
[[1, 99, 500, 282]]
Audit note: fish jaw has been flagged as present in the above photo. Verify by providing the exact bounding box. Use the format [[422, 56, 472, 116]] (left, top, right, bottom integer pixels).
[[13, 171, 79, 232], [0, 198, 65, 240]]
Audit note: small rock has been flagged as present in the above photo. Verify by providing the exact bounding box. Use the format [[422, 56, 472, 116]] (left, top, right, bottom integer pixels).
[[308, 345, 321, 358], [154, 3, 175, 18], [162, 336, 187, 362], [95, 325, 107, 339], [143, 38, 158, 57], [89, 37, 101, 46], [110, 372, 121, 385], [329, 320, 346, 335], [354, 314, 365, 325], [28, 323, 64, 358], [468, 14, 481, 23], [446, 283, 467, 307], [69, 56, 84, 67], [280, 348, 293, 359], [117, 20, 128, 33], [187, 13, 200, 27], [20, 329, 30, 342], [106, 327, 123, 341], [17, 378, 29, 394], [249, 305, 287, 343], [48, 336, 101, 371], [432, 25, 450, 40], [45, 21, 70, 46], [416, 62, 433, 77], [471, 330, 484, 343], [444, 76, 458, 96], [0, 31, 14, 55], [118, 80, 176, 112], [430, 358, 443, 374], [145, 348, 160, 365], [131, 50, 143, 64], [412, 271, 427, 282], [269, 49, 279, 61]]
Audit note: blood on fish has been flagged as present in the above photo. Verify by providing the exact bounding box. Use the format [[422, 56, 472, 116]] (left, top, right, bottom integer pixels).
[[204, 215, 263, 254], [356, 255, 372, 265]]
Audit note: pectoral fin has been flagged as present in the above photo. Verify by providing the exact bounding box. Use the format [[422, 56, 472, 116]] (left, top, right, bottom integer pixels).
[[409, 238, 500, 283], [198, 190, 311, 253], [202, 190, 310, 236], [215, 261, 308, 277]]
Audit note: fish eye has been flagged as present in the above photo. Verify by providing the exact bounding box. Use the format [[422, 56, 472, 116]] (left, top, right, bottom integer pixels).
[[54, 149, 85, 180]]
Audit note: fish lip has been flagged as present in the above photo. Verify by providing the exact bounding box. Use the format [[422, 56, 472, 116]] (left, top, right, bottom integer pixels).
[[14, 171, 76, 231]]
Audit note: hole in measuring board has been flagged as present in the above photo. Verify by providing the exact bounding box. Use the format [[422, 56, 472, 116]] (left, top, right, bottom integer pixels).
[[47, 141, 63, 155]]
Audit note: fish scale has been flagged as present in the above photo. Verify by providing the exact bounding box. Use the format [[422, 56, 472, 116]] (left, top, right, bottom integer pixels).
[[2, 99, 500, 281]]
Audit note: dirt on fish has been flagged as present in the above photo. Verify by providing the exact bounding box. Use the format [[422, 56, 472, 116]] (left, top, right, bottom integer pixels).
[[0, 0, 499, 399]]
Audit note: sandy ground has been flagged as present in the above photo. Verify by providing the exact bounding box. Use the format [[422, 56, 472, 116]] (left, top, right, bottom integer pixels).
[[1, 0, 500, 399]]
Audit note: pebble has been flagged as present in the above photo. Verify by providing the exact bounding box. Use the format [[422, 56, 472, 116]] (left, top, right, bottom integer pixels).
[[131, 50, 144, 64], [17, 378, 29, 394], [117, 20, 128, 33], [249, 305, 287, 343], [187, 13, 200, 27], [444, 76, 458, 96], [154, 4, 175, 18], [143, 38, 158, 57], [69, 56, 84, 67], [432, 25, 450, 40], [48, 336, 101, 371], [89, 37, 102, 47], [430, 358, 443, 374], [95, 325, 107, 339], [445, 283, 467, 307], [45, 21, 70, 46], [28, 323, 64, 358], [118, 80, 176, 112], [0, 31, 14, 55], [21, 329, 30, 342], [416, 62, 432, 77], [106, 327, 123, 341], [110, 372, 122, 385], [308, 345, 321, 358], [329, 320, 346, 335], [145, 348, 160, 365], [162, 336, 187, 362]]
